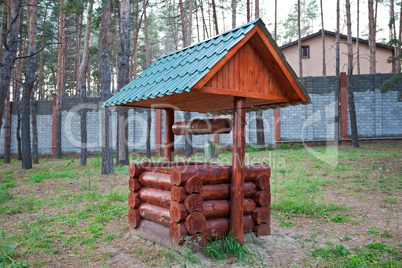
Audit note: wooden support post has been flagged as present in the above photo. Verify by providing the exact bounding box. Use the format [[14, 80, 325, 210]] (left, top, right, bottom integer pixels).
[[230, 96, 246, 244], [274, 108, 280, 143], [155, 109, 162, 155], [164, 108, 174, 162]]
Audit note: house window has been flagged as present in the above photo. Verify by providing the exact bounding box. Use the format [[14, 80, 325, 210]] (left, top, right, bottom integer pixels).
[[301, 46, 310, 59]]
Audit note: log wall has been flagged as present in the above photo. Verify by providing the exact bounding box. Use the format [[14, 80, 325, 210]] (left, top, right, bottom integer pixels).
[[127, 162, 271, 251]]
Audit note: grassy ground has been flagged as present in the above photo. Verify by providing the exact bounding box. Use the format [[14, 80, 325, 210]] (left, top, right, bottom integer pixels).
[[0, 140, 400, 267]]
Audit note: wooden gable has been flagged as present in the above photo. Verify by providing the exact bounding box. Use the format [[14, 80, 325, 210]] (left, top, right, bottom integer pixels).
[[192, 25, 308, 111]]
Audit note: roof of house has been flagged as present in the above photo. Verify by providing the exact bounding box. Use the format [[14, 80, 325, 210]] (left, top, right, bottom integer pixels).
[[280, 29, 394, 50], [104, 19, 311, 114]]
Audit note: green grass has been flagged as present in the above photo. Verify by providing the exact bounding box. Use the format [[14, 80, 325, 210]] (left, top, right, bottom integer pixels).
[[0, 141, 400, 267], [203, 234, 262, 265], [312, 241, 401, 267], [331, 216, 347, 223]]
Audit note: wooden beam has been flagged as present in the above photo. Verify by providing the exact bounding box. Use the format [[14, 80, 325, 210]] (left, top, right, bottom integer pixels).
[[230, 96, 246, 244], [155, 109, 162, 155], [197, 87, 290, 102], [164, 108, 174, 162]]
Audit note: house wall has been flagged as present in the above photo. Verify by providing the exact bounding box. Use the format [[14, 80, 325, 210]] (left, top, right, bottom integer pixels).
[[281, 34, 394, 77], [0, 73, 401, 156]]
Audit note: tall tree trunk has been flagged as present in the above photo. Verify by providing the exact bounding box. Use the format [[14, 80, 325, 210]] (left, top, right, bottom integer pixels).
[[99, 0, 113, 174], [232, 0, 236, 28], [274, 0, 277, 41], [3, 87, 11, 163], [31, 86, 38, 164], [187, 0, 192, 43], [334, 0, 340, 146], [356, 0, 360, 74], [187, 0, 193, 157], [143, 0, 152, 160], [55, 0, 66, 158], [0, 2, 6, 64], [255, 0, 259, 19], [199, 0, 208, 39], [129, 1, 143, 80], [346, 0, 359, 148], [116, 0, 130, 166], [0, 0, 21, 133], [398, 0, 402, 72], [389, 0, 394, 44], [298, 0, 302, 77], [368, 0, 376, 74], [179, 0, 186, 46], [75, 11, 83, 96], [320, 0, 326, 75], [16, 37, 26, 161], [246, 0, 250, 22], [38, 5, 47, 100], [212, 0, 218, 35], [21, 0, 38, 169], [79, 0, 93, 166]]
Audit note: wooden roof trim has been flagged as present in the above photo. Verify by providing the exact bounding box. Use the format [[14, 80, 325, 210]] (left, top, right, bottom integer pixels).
[[192, 27, 258, 89], [198, 87, 290, 103], [254, 26, 308, 102]]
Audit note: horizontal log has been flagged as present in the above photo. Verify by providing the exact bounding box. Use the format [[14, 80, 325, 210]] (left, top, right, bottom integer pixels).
[[128, 192, 141, 208], [130, 219, 172, 248], [183, 234, 206, 253], [243, 215, 255, 234], [201, 182, 257, 200], [170, 201, 188, 222], [183, 175, 203, 194], [184, 194, 203, 213], [129, 163, 145, 178], [128, 209, 142, 229], [172, 118, 232, 135], [139, 187, 171, 208], [203, 215, 254, 239], [252, 190, 271, 206], [171, 186, 187, 202], [244, 163, 271, 179], [131, 161, 206, 175], [253, 223, 270, 237], [184, 212, 206, 234], [202, 199, 257, 219], [172, 165, 231, 185], [138, 203, 171, 227], [252, 174, 270, 190], [139, 171, 172, 190], [252, 206, 270, 225], [169, 222, 188, 245], [129, 178, 142, 192]]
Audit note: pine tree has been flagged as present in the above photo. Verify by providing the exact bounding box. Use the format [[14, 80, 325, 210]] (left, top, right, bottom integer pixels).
[[99, 0, 114, 174]]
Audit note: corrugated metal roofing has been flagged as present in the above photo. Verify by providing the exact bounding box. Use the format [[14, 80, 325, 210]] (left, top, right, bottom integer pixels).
[[103, 19, 259, 107], [104, 18, 311, 114]]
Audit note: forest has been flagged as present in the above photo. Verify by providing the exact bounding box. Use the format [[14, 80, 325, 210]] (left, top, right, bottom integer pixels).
[[0, 0, 401, 172]]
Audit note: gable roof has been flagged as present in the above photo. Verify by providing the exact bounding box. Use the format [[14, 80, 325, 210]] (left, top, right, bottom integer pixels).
[[280, 29, 394, 50], [104, 19, 311, 114]]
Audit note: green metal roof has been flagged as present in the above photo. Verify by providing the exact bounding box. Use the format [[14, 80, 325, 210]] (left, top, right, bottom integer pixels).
[[104, 19, 260, 107], [104, 18, 311, 114]]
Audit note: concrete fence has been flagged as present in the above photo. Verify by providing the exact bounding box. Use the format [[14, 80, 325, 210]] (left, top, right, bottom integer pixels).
[[0, 73, 401, 156]]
